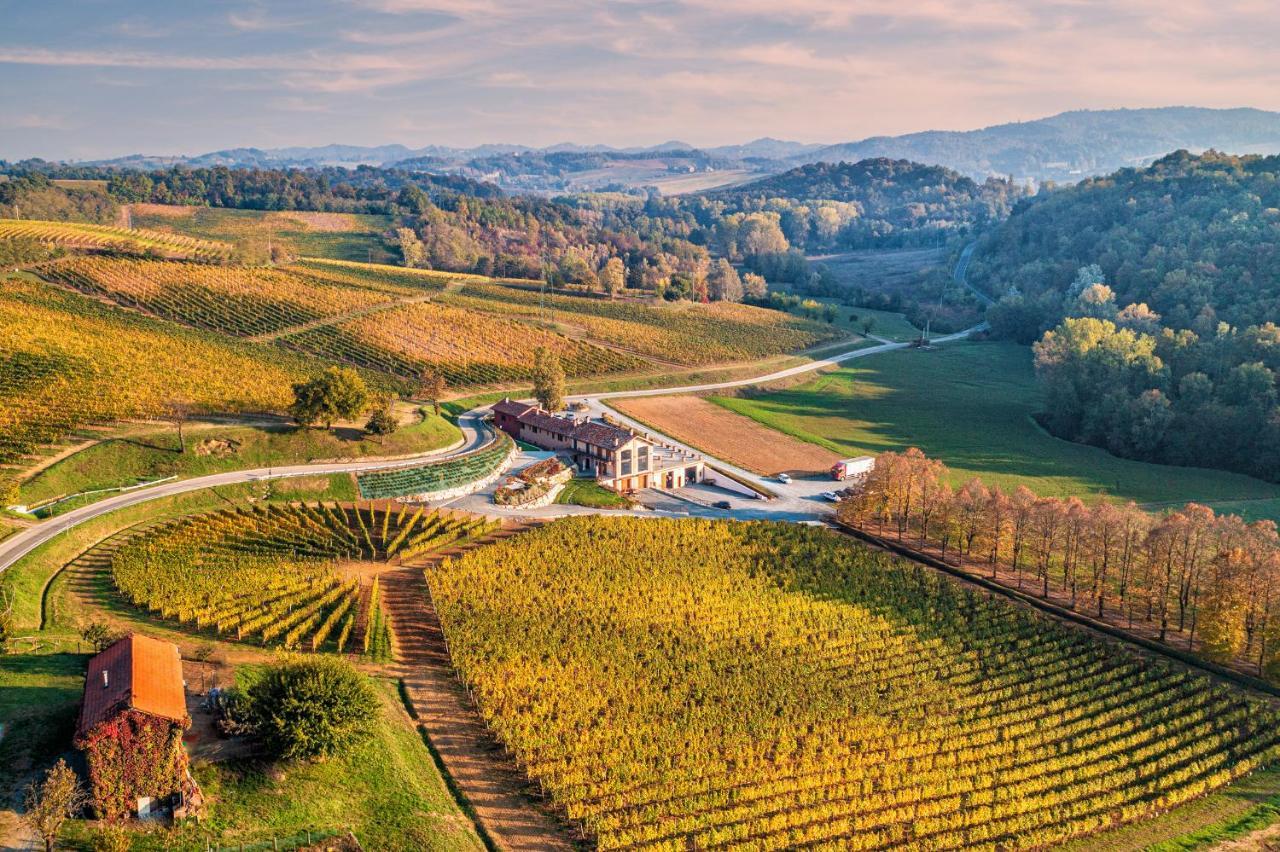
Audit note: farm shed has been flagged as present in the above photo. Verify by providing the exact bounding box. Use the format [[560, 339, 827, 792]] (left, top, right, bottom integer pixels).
[[75, 633, 197, 820]]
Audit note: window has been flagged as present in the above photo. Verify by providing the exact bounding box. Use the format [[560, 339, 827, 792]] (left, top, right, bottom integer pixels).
[[637, 445, 649, 472], [621, 459, 633, 476]]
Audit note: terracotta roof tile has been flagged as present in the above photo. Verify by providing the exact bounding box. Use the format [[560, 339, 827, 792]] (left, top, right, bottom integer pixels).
[[77, 634, 187, 738]]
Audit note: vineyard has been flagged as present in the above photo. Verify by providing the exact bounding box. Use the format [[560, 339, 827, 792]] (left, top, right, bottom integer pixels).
[[0, 218, 232, 262], [37, 257, 399, 338], [111, 503, 496, 651], [0, 279, 329, 475], [357, 432, 514, 500], [280, 301, 647, 385], [430, 517, 1280, 850], [437, 282, 843, 365]]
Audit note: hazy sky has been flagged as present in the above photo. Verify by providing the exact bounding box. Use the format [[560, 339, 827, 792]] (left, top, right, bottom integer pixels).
[[3, 0, 1280, 160]]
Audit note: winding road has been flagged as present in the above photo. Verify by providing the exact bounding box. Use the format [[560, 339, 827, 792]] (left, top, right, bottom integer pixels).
[[0, 247, 985, 575]]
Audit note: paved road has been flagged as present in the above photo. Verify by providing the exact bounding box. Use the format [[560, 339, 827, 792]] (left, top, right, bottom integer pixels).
[[953, 241, 993, 306], [1, 245, 985, 573], [0, 413, 491, 574]]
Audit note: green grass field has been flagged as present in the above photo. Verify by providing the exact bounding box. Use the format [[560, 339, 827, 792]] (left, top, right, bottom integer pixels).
[[832, 305, 922, 341], [713, 340, 1280, 517]]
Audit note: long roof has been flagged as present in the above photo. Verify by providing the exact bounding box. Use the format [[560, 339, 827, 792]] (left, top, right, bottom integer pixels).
[[77, 633, 187, 738], [492, 399, 640, 451]]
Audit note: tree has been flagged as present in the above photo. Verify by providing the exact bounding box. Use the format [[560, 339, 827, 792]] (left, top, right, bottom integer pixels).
[[290, 367, 370, 430], [23, 759, 86, 852], [707, 259, 743, 302], [416, 369, 447, 417], [80, 621, 119, 654], [861, 317, 875, 337], [396, 227, 425, 268], [164, 399, 193, 454], [600, 257, 626, 299], [365, 404, 399, 436], [743, 272, 768, 299], [532, 347, 566, 412], [242, 656, 379, 761]]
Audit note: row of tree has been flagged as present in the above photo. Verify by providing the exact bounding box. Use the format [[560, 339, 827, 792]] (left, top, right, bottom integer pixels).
[[838, 448, 1280, 680]]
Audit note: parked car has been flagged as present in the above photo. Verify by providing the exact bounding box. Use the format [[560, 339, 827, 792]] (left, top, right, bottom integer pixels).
[[712, 500, 732, 510], [820, 491, 841, 502], [777, 473, 792, 484]]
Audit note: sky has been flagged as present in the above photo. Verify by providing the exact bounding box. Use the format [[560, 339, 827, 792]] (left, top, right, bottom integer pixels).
[[3, 0, 1280, 161]]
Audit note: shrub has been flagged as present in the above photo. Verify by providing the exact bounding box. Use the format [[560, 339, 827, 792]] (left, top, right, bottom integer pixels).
[[242, 656, 379, 761], [364, 407, 399, 436]]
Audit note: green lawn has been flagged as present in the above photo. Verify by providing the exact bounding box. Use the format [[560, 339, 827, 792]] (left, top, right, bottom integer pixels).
[[713, 340, 1280, 516], [18, 412, 458, 515], [556, 478, 630, 508], [0, 643, 87, 797], [834, 305, 922, 341]]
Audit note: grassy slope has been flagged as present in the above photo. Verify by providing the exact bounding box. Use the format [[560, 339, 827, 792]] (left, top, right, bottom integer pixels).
[[129, 206, 397, 263], [150, 681, 483, 851], [713, 340, 1280, 518], [17, 412, 458, 512]]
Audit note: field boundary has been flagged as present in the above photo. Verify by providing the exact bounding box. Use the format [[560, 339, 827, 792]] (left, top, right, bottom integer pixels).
[[834, 521, 1280, 699], [381, 529, 582, 851]]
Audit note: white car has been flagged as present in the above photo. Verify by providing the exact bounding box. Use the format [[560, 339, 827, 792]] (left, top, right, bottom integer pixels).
[[821, 491, 841, 502], [777, 473, 792, 484]]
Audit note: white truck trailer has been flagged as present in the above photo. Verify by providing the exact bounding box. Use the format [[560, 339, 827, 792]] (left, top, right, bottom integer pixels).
[[830, 456, 876, 481]]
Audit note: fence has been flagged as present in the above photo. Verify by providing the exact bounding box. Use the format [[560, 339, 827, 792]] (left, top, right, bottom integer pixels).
[[207, 828, 356, 851]]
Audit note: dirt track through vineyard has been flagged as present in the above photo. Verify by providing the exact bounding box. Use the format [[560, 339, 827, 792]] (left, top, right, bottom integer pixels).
[[381, 526, 580, 852]]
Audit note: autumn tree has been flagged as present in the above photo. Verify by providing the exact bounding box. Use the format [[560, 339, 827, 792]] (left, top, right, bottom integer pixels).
[[532, 347, 566, 413], [600, 257, 626, 298], [290, 367, 370, 430], [416, 369, 447, 417], [23, 759, 86, 852]]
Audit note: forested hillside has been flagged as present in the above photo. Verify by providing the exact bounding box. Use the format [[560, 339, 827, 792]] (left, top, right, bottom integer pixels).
[[708, 158, 1025, 250], [974, 151, 1280, 482]]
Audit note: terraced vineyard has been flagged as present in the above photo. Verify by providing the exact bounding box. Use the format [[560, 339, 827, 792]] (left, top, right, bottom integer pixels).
[[0, 278, 328, 475], [112, 503, 497, 650], [430, 517, 1280, 851], [0, 218, 232, 261], [281, 301, 647, 385], [438, 282, 843, 364], [357, 432, 514, 499]]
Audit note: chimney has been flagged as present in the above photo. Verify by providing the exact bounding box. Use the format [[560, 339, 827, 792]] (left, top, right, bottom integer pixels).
[[102, 669, 109, 689]]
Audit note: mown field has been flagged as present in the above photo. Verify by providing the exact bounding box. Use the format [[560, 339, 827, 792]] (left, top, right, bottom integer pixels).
[[712, 340, 1280, 518], [128, 204, 398, 263], [431, 516, 1280, 850]]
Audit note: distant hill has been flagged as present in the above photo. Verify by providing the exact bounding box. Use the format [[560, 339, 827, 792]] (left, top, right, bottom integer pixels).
[[797, 107, 1280, 183], [717, 158, 996, 203], [28, 107, 1280, 191]]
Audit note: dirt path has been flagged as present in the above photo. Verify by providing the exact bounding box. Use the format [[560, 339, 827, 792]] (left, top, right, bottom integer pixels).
[[245, 293, 436, 343], [380, 526, 581, 852]]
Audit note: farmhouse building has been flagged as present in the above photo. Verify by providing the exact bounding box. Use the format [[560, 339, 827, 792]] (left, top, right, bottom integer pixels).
[[491, 399, 705, 492], [75, 633, 196, 820]]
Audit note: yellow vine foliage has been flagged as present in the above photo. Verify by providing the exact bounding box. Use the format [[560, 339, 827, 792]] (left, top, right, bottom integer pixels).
[[430, 517, 1280, 851]]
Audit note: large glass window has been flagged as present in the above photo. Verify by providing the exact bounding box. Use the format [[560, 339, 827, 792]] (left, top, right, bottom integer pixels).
[[637, 445, 649, 472]]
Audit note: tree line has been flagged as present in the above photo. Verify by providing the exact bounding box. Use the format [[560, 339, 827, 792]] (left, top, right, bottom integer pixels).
[[838, 448, 1280, 681]]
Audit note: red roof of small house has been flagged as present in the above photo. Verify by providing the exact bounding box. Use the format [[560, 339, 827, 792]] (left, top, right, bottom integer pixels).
[[77, 634, 187, 738]]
